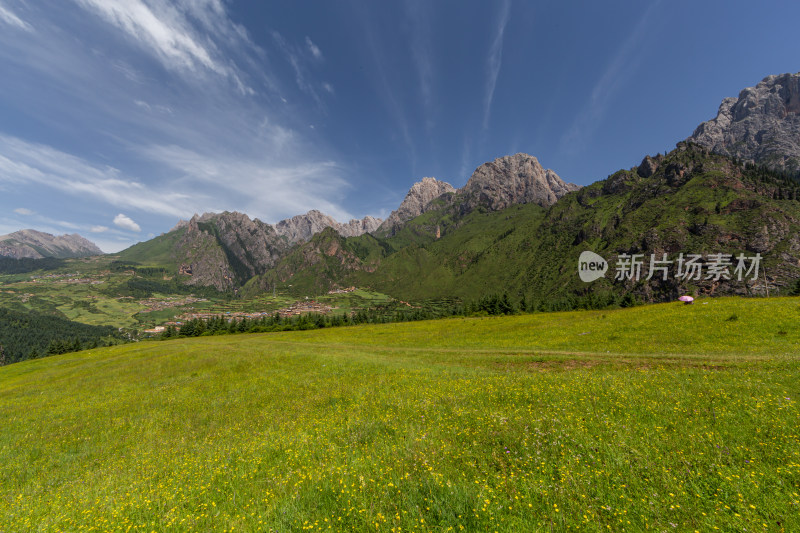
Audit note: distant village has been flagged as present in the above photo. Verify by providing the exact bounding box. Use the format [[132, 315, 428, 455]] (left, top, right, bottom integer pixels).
[[143, 299, 337, 334], [29, 272, 105, 285], [137, 296, 208, 313]]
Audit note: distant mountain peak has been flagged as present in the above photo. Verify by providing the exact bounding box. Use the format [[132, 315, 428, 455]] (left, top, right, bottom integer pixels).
[[0, 229, 103, 259], [376, 177, 456, 236], [173, 211, 286, 291], [376, 155, 580, 237], [459, 153, 580, 211], [687, 72, 800, 175], [274, 210, 383, 244]]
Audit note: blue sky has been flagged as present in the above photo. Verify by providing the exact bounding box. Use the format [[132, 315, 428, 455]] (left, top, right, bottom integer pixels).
[[0, 0, 797, 252]]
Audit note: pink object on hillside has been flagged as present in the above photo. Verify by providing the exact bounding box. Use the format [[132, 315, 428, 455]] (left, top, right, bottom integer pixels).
[[678, 295, 694, 304]]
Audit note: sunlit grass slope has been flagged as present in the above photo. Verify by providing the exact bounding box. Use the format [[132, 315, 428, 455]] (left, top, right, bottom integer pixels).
[[1, 297, 799, 531]]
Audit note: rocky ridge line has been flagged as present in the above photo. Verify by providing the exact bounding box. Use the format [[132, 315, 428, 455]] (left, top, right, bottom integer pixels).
[[0, 229, 103, 259], [687, 72, 800, 175]]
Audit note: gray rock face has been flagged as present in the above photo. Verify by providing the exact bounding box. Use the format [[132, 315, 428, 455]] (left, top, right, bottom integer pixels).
[[458, 153, 580, 211], [688, 72, 800, 174], [170, 209, 381, 289], [0, 229, 103, 258], [274, 210, 383, 244], [176, 211, 289, 290], [376, 177, 456, 236], [337, 215, 383, 238], [376, 155, 578, 236], [637, 154, 664, 178]]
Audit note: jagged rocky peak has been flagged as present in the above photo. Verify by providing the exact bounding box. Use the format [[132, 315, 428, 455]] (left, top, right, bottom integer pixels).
[[337, 215, 383, 238], [687, 72, 800, 175], [274, 210, 340, 244], [405, 177, 457, 207], [181, 211, 282, 241], [0, 229, 103, 259], [175, 210, 288, 291], [377, 177, 456, 235], [460, 153, 580, 211], [170, 219, 190, 232], [274, 210, 383, 244]]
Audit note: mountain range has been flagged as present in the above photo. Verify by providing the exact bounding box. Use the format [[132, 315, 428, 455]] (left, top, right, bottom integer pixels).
[[115, 150, 579, 292], [0, 230, 102, 259], [5, 72, 800, 304]]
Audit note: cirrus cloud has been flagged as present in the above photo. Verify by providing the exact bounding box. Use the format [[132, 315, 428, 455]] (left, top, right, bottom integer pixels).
[[0, 2, 32, 32], [74, 0, 253, 94]]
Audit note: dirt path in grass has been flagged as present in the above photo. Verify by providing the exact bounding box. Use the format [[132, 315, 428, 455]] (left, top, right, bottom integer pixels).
[[250, 337, 783, 370]]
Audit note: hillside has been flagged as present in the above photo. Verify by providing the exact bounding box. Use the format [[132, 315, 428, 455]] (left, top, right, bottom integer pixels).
[[6, 73, 797, 321], [0, 307, 119, 362], [106, 70, 800, 305], [123, 144, 800, 307], [116, 210, 383, 292], [262, 144, 800, 304], [1, 298, 798, 531], [117, 212, 289, 291], [115, 152, 582, 296]]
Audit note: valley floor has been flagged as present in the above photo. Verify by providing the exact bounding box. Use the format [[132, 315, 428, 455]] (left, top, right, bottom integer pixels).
[[0, 297, 798, 531]]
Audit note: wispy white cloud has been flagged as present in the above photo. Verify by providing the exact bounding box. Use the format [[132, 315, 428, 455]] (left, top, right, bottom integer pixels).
[[113, 213, 141, 232], [0, 0, 360, 237], [90, 225, 109, 233], [404, 0, 434, 120], [272, 31, 327, 108], [483, 0, 511, 130], [134, 99, 173, 115], [351, 5, 416, 169], [74, 0, 253, 94], [1, 213, 88, 237], [0, 134, 198, 218], [138, 144, 354, 223], [13, 207, 34, 215], [0, 2, 32, 31], [305, 36, 323, 61], [559, 1, 662, 153]]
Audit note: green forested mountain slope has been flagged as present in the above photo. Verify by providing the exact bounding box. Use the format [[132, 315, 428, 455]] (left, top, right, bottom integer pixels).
[[0, 308, 118, 363], [261, 144, 800, 304], [111, 144, 800, 308]]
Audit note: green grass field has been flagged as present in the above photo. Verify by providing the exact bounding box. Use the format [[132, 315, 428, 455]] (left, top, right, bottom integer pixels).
[[1, 297, 799, 531]]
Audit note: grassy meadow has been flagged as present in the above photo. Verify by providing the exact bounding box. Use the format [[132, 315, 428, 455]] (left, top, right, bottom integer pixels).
[[0, 297, 799, 531]]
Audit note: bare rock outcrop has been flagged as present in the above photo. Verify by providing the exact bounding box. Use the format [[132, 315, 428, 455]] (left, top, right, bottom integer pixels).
[[637, 154, 664, 178], [274, 210, 383, 244], [376, 177, 456, 236], [458, 153, 580, 211], [175, 211, 289, 290], [688, 72, 800, 175], [376, 155, 579, 236], [336, 215, 383, 238]]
